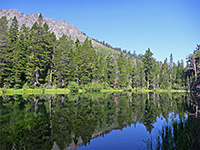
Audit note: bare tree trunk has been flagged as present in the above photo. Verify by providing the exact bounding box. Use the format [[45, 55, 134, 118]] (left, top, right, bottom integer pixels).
[[196, 105, 198, 117], [157, 74, 159, 88], [62, 95, 64, 104], [34, 97, 38, 115], [147, 93, 149, 100], [157, 94, 160, 108], [49, 97, 53, 141], [76, 66, 80, 85], [129, 77, 132, 89], [34, 68, 39, 86], [193, 60, 197, 79], [50, 46, 55, 87], [153, 92, 155, 104], [147, 79, 149, 89], [49, 68, 52, 87], [62, 79, 64, 87]]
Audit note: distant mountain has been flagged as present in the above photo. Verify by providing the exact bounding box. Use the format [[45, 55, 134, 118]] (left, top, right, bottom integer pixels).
[[0, 9, 86, 41], [0, 9, 121, 56]]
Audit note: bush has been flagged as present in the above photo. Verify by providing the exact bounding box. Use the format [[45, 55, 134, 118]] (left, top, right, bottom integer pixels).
[[22, 83, 29, 90], [83, 82, 111, 92], [68, 81, 79, 93]]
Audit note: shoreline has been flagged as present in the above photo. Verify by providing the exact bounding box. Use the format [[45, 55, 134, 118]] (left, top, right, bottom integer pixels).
[[0, 88, 189, 96]]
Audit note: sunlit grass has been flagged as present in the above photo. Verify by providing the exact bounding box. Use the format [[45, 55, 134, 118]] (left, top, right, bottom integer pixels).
[[44, 88, 70, 94], [0, 88, 189, 96]]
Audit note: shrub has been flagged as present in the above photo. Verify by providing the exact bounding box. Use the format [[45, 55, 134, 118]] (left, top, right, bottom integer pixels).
[[68, 81, 79, 93], [83, 82, 111, 92], [22, 83, 29, 90]]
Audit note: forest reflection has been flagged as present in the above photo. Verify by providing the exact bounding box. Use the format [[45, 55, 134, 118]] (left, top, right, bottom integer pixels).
[[0, 92, 198, 150]]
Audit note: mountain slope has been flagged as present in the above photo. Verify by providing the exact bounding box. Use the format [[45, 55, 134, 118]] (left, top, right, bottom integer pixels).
[[0, 9, 120, 56]]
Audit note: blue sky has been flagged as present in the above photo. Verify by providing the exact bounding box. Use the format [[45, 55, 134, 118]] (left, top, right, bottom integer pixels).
[[1, 0, 200, 63]]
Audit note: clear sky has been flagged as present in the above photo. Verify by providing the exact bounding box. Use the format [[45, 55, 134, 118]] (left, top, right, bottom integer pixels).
[[1, 0, 200, 63]]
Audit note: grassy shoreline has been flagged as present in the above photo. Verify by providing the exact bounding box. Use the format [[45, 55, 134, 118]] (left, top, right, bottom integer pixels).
[[0, 88, 189, 96]]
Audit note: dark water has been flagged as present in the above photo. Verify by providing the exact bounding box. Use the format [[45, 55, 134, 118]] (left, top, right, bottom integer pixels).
[[0, 92, 198, 150]]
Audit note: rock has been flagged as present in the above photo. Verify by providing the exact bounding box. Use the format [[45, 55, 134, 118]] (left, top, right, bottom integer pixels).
[[0, 9, 86, 41]]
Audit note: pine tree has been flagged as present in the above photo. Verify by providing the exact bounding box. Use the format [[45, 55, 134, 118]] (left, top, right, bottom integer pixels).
[[104, 54, 115, 86], [175, 61, 182, 88], [42, 23, 57, 86], [53, 34, 75, 87], [125, 57, 134, 88], [54, 35, 68, 87], [20, 24, 29, 40], [79, 37, 97, 84], [142, 48, 155, 89], [151, 60, 159, 89], [13, 33, 27, 88], [93, 52, 104, 83], [160, 58, 170, 89], [74, 39, 82, 85], [1, 16, 19, 87], [0, 16, 9, 87], [26, 14, 49, 86], [9, 16, 18, 44], [117, 52, 129, 88], [134, 60, 145, 88]]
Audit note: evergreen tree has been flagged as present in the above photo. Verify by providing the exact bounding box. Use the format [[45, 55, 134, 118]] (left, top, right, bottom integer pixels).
[[26, 14, 49, 86], [116, 52, 129, 88], [125, 57, 134, 88], [53, 34, 73, 87], [151, 60, 159, 89], [78, 37, 97, 84], [13, 33, 27, 88], [20, 24, 29, 40], [160, 58, 170, 89], [9, 16, 18, 44], [0, 16, 9, 87], [142, 48, 155, 89], [0, 14, 192, 90], [42, 23, 57, 86], [132, 60, 145, 88], [94, 52, 104, 82], [74, 39, 82, 85], [104, 54, 115, 86], [1, 16, 19, 87]]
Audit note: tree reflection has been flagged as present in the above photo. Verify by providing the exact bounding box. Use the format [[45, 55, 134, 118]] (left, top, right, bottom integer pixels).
[[0, 92, 195, 149], [0, 95, 52, 150], [145, 92, 200, 150]]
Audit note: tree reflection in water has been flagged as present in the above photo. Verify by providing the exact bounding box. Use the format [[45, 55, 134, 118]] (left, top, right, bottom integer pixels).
[[145, 93, 200, 150], [0, 92, 196, 150]]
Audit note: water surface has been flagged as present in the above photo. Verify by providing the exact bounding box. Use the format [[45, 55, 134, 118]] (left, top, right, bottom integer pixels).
[[0, 92, 197, 150]]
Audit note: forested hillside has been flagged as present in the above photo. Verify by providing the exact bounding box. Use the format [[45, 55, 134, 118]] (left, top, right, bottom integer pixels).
[[0, 14, 198, 90], [187, 45, 200, 91], [0, 9, 122, 57]]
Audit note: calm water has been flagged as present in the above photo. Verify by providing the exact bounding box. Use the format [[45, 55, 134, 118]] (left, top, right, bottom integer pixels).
[[0, 92, 198, 150]]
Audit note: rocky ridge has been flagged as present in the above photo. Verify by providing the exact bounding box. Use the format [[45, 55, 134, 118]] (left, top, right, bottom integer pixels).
[[0, 9, 98, 44], [0, 9, 122, 56]]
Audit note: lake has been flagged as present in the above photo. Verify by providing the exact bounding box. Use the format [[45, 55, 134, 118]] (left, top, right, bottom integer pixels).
[[0, 92, 198, 150]]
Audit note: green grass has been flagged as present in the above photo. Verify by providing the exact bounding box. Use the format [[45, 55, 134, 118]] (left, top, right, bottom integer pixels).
[[134, 88, 188, 93], [95, 44, 121, 57], [0, 88, 189, 96], [44, 88, 70, 94], [4, 88, 44, 95], [78, 89, 85, 93], [100, 89, 124, 93], [0, 88, 69, 95], [154, 89, 188, 93]]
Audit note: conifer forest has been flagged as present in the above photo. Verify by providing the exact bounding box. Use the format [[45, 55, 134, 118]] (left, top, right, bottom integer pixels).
[[0, 14, 199, 91], [1, 7, 200, 150]]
